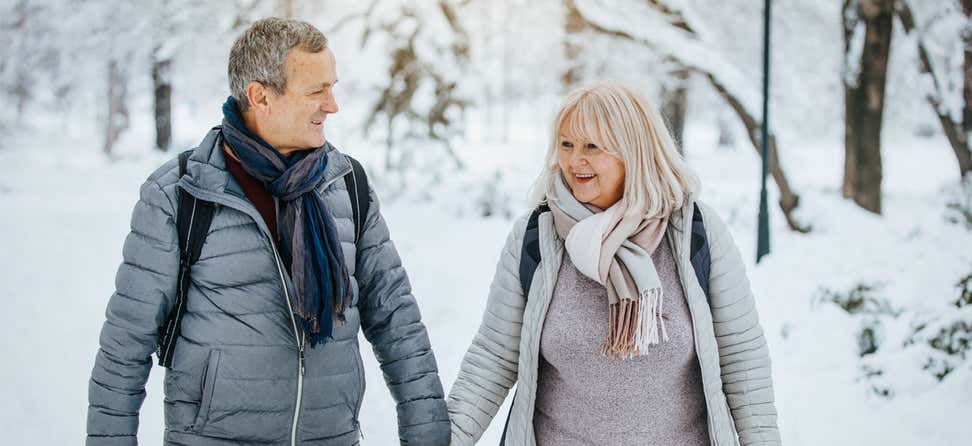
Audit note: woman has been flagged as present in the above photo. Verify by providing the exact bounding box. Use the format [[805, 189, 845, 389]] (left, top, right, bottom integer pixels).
[[447, 81, 781, 446]]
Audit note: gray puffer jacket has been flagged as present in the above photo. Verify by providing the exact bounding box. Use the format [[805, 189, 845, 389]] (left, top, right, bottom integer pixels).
[[87, 129, 450, 445], [447, 199, 781, 446]]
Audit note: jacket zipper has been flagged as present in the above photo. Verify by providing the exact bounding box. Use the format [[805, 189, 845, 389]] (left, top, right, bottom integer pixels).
[[267, 235, 305, 446], [294, 333, 306, 446], [177, 156, 351, 446]]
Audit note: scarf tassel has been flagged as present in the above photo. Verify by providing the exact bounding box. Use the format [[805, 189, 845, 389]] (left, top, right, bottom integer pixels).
[[600, 287, 668, 359]]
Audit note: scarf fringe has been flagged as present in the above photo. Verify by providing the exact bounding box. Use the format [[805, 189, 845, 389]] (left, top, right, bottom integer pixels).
[[600, 287, 668, 359]]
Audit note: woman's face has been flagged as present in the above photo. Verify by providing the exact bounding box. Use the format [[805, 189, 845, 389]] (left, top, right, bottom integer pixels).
[[556, 129, 626, 209]]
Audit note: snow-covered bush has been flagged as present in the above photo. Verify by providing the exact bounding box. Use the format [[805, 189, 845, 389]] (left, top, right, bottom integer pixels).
[[944, 180, 972, 230], [819, 269, 972, 398], [815, 282, 900, 358], [905, 272, 972, 380]]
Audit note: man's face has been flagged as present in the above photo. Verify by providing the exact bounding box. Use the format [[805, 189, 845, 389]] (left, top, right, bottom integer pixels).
[[260, 48, 339, 154]]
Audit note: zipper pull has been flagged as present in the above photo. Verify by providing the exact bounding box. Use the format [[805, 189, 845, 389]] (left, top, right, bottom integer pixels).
[[299, 337, 306, 376]]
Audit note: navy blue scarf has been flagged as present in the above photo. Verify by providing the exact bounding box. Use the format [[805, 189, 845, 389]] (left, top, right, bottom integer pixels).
[[221, 96, 349, 346]]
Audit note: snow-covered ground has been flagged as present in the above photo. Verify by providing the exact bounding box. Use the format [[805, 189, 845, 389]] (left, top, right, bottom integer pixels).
[[0, 121, 969, 445]]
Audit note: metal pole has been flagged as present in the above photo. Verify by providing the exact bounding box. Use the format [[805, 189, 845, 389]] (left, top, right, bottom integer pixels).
[[756, 0, 772, 263]]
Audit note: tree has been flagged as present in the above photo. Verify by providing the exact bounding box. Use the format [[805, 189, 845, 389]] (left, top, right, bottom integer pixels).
[[360, 0, 471, 172], [570, 0, 809, 231], [1, 0, 66, 126], [660, 68, 690, 153], [643, 0, 694, 154], [562, 0, 691, 150], [842, 0, 894, 214], [146, 0, 222, 152], [104, 57, 131, 156], [111, 0, 252, 154], [5, 1, 36, 119], [152, 49, 172, 152], [897, 0, 972, 182], [563, 0, 585, 89]]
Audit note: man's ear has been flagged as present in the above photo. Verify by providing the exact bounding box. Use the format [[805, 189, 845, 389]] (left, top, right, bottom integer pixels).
[[244, 81, 270, 114]]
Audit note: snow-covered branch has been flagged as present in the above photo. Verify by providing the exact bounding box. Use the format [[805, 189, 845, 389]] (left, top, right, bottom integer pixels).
[[571, 0, 809, 231]]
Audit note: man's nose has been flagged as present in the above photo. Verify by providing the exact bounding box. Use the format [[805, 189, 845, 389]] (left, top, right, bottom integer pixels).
[[321, 94, 338, 114]]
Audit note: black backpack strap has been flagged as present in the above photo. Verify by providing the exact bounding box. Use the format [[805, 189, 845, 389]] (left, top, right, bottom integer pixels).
[[158, 150, 216, 368], [343, 155, 371, 244], [500, 204, 549, 445], [689, 203, 711, 302], [517, 204, 548, 299]]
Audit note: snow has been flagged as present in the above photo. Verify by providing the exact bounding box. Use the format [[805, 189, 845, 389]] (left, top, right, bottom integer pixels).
[[0, 118, 969, 445], [2, 1, 971, 444]]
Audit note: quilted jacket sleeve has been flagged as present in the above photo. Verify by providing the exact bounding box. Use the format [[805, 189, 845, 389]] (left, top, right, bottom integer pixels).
[[446, 216, 528, 446], [702, 204, 782, 445], [355, 186, 450, 445], [87, 171, 180, 446]]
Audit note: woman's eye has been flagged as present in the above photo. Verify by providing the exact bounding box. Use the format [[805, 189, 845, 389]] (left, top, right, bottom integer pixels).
[[584, 143, 600, 151], [561, 141, 574, 149]]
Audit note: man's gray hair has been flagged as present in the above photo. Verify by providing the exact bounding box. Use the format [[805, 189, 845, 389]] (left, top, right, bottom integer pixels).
[[228, 17, 328, 111]]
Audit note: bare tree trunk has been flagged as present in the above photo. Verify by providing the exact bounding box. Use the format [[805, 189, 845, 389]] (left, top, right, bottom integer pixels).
[[842, 0, 859, 198], [661, 68, 690, 153], [941, 28, 972, 181], [963, 0, 972, 180], [152, 51, 172, 152], [707, 73, 806, 231], [563, 0, 585, 90], [651, 1, 693, 154], [104, 59, 129, 156], [11, 0, 31, 121], [897, 0, 972, 181], [843, 0, 893, 214]]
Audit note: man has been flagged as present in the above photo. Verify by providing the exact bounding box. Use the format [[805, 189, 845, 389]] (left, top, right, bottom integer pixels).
[[86, 17, 450, 445]]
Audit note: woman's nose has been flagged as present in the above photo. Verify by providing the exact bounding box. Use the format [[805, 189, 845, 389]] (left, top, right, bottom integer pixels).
[[569, 149, 588, 167]]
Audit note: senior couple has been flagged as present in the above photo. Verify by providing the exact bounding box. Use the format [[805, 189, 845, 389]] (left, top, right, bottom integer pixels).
[[86, 17, 780, 446]]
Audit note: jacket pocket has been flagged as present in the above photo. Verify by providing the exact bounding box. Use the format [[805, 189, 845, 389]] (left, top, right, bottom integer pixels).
[[192, 349, 222, 432], [353, 351, 366, 421]]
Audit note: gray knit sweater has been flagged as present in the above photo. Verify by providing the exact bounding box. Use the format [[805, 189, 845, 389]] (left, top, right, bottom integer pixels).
[[534, 234, 709, 446]]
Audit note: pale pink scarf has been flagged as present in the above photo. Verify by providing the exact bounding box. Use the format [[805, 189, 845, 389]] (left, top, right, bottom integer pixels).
[[549, 176, 670, 358]]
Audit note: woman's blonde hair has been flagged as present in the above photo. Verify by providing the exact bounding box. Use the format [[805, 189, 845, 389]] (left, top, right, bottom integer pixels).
[[530, 81, 700, 217]]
